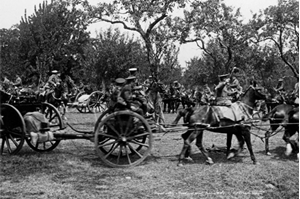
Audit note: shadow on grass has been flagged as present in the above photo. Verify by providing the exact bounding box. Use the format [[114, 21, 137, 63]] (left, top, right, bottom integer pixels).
[[257, 146, 298, 162]]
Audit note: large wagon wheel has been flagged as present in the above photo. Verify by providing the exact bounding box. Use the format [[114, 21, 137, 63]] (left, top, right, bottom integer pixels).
[[94, 110, 152, 168], [94, 109, 147, 156], [26, 102, 63, 152], [88, 91, 105, 113], [0, 103, 26, 155]]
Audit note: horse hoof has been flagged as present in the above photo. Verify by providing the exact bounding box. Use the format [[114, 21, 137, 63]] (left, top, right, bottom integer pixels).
[[266, 152, 271, 156], [227, 152, 235, 160], [285, 143, 293, 156], [253, 161, 259, 165], [183, 157, 194, 163], [178, 163, 184, 167], [206, 159, 214, 165]]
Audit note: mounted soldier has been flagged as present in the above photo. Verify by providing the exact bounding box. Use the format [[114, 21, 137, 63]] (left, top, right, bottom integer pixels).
[[201, 83, 214, 105], [214, 74, 237, 106], [228, 68, 243, 102], [273, 78, 286, 103]]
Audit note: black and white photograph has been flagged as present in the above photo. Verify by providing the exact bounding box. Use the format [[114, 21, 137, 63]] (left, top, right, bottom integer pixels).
[[0, 0, 299, 198]]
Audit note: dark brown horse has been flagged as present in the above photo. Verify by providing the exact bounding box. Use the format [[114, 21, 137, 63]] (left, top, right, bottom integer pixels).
[[262, 104, 295, 155], [282, 107, 299, 158], [174, 86, 266, 165], [263, 105, 299, 157]]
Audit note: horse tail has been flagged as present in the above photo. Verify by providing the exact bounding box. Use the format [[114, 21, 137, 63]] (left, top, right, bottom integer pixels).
[[262, 106, 277, 121]]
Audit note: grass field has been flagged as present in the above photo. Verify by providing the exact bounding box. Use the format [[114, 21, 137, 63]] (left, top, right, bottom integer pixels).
[[1, 109, 299, 199]]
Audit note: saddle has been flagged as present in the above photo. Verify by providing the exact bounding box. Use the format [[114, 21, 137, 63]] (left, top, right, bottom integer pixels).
[[211, 102, 251, 122]]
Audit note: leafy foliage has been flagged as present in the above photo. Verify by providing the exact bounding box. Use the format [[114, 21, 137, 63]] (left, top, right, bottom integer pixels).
[[250, 0, 299, 78], [85, 0, 187, 75], [18, 0, 90, 83]]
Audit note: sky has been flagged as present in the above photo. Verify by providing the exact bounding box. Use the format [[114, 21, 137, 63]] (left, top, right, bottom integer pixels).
[[0, 0, 278, 67]]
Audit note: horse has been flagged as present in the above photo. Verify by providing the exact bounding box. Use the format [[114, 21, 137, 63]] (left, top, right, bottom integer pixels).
[[262, 104, 298, 156], [173, 86, 266, 166], [282, 107, 299, 159], [265, 91, 295, 113]]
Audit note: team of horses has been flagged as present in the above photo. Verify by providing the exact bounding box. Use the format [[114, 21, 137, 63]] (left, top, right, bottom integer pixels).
[[172, 86, 299, 166]]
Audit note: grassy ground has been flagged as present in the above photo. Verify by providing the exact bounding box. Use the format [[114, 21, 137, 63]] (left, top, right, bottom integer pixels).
[[1, 109, 299, 199]]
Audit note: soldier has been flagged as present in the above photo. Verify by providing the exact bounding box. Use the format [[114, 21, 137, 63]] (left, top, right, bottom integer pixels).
[[13, 75, 22, 88], [273, 78, 285, 103], [41, 70, 61, 99], [109, 78, 126, 111], [122, 76, 147, 115], [129, 68, 138, 76], [215, 74, 237, 106], [228, 70, 243, 102], [274, 78, 285, 94], [2, 76, 12, 92]]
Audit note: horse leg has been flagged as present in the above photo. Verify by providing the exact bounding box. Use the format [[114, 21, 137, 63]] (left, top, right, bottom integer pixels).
[[163, 100, 167, 113], [195, 130, 213, 165], [265, 129, 272, 156], [227, 133, 245, 160], [265, 124, 279, 156], [178, 130, 198, 166], [226, 133, 233, 157], [242, 127, 257, 164], [283, 128, 294, 156], [172, 109, 186, 125]]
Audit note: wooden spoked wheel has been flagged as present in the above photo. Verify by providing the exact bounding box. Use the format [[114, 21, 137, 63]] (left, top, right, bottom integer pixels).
[[0, 103, 26, 155], [25, 102, 63, 152], [88, 91, 104, 113], [94, 110, 152, 168]]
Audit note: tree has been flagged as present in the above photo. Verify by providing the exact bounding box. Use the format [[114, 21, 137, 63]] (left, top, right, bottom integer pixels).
[[18, 0, 90, 82], [86, 28, 147, 89], [0, 28, 22, 80], [250, 0, 299, 78], [85, 0, 187, 76], [171, 0, 252, 74]]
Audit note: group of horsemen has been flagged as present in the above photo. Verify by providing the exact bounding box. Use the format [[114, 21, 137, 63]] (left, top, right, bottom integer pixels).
[[1, 66, 298, 119]]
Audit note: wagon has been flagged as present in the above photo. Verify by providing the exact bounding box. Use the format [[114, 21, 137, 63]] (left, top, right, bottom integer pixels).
[[68, 90, 108, 113], [0, 91, 64, 155], [1, 91, 154, 168]]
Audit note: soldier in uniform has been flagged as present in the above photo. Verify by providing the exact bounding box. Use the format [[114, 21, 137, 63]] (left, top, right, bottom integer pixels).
[[13, 75, 22, 88], [122, 76, 148, 116], [228, 69, 243, 102], [2, 76, 12, 92], [273, 78, 285, 103], [214, 74, 237, 106], [40, 70, 61, 99], [109, 77, 126, 111], [274, 78, 285, 93]]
